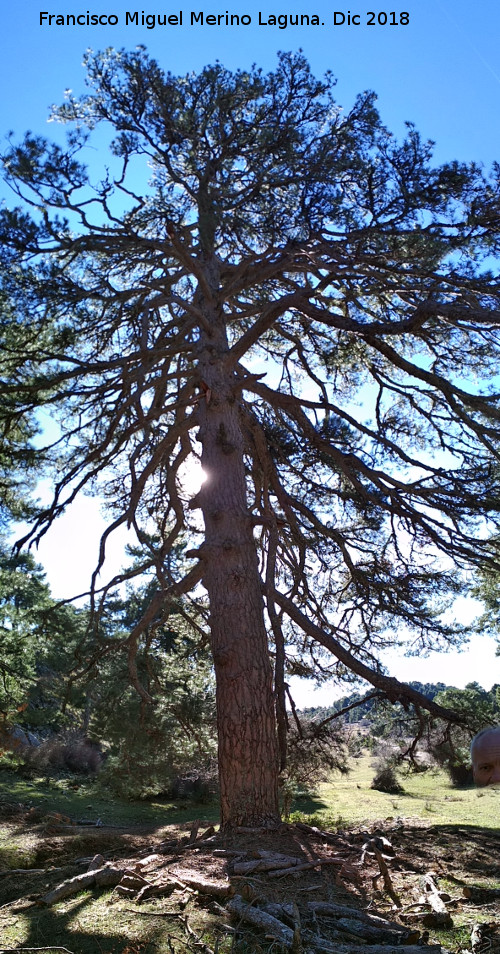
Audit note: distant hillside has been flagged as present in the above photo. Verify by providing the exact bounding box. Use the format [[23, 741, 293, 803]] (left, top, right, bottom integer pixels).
[[299, 681, 500, 730]]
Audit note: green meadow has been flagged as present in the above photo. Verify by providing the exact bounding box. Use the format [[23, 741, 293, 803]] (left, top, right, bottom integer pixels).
[[291, 753, 500, 829]]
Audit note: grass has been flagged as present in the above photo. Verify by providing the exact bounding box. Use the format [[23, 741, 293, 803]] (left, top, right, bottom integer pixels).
[[2, 753, 500, 835], [2, 753, 500, 834], [290, 752, 500, 829], [0, 766, 220, 827], [0, 889, 220, 953]]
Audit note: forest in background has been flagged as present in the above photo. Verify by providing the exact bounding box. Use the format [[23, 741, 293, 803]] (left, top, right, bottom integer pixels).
[[2, 532, 499, 803]]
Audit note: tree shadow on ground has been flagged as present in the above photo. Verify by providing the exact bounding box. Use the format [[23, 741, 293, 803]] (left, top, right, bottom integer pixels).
[[422, 823, 500, 881], [290, 791, 329, 814], [0, 767, 220, 829], [5, 891, 182, 954]]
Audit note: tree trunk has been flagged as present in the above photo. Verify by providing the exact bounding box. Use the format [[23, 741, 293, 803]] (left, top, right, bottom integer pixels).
[[195, 260, 280, 829]]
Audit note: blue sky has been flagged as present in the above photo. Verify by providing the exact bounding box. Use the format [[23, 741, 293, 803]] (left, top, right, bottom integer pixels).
[[2, 1, 500, 166], [2, 0, 499, 703]]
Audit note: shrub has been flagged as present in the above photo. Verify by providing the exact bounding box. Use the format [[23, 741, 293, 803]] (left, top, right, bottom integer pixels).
[[446, 762, 473, 787], [430, 739, 473, 788], [168, 773, 214, 802], [371, 762, 405, 794], [21, 734, 104, 775], [278, 720, 349, 819], [96, 744, 218, 801]]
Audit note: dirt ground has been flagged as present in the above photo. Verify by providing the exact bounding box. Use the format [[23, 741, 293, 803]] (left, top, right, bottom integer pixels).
[[1, 803, 499, 952]]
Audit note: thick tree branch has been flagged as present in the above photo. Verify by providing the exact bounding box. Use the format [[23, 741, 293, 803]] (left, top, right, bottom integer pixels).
[[271, 588, 466, 726]]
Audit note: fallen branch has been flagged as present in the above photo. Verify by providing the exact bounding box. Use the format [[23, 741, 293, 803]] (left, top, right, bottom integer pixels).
[[112, 885, 136, 899], [268, 858, 344, 878], [233, 854, 304, 875], [123, 909, 184, 918], [134, 853, 165, 871], [294, 823, 346, 846], [302, 940, 441, 954], [171, 873, 234, 900], [250, 849, 304, 861], [179, 913, 216, 954], [471, 921, 498, 953], [372, 847, 401, 908], [361, 836, 396, 864], [0, 948, 75, 953], [213, 849, 244, 858], [227, 895, 294, 947], [307, 901, 419, 945], [42, 865, 126, 905], [87, 855, 104, 872], [419, 873, 453, 928], [307, 901, 416, 933], [260, 901, 297, 923], [463, 885, 500, 903], [136, 873, 195, 903], [333, 917, 418, 945]]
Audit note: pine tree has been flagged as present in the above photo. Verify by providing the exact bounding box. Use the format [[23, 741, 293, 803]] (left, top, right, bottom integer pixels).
[[2, 50, 500, 825], [0, 545, 83, 726]]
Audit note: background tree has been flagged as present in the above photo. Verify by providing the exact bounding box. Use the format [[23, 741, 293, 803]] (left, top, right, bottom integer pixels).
[[427, 683, 500, 786], [0, 544, 81, 727], [78, 574, 217, 799], [1, 49, 500, 826], [474, 541, 500, 654], [0, 296, 39, 530], [0, 543, 217, 794]]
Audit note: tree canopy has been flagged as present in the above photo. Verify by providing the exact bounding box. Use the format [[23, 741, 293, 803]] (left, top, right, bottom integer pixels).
[[1, 49, 500, 825]]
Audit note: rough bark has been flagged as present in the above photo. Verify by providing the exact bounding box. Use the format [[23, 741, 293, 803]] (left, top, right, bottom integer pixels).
[[227, 895, 295, 947], [419, 873, 453, 928], [307, 902, 411, 931], [42, 865, 125, 904], [172, 873, 234, 899], [195, 253, 279, 828]]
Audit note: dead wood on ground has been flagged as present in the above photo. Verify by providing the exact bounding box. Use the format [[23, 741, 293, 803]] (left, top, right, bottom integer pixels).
[[5, 813, 499, 953]]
